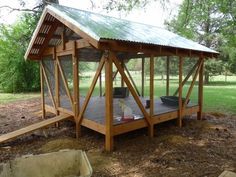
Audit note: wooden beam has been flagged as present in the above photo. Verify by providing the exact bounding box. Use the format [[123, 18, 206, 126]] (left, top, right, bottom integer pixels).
[[141, 57, 145, 97], [38, 33, 61, 39], [47, 9, 99, 48], [98, 40, 217, 58], [111, 52, 153, 136], [40, 61, 46, 119], [56, 59, 74, 109], [43, 39, 91, 56], [123, 64, 141, 96], [197, 58, 204, 120], [99, 72, 102, 97], [121, 60, 125, 87], [149, 55, 154, 137], [178, 56, 183, 127], [105, 51, 114, 151], [183, 59, 203, 108], [173, 60, 199, 96], [54, 47, 60, 113], [166, 56, 170, 96], [0, 114, 71, 144], [73, 41, 80, 138], [62, 25, 66, 50], [150, 56, 154, 117], [39, 21, 60, 57], [73, 41, 79, 117], [77, 56, 105, 127]]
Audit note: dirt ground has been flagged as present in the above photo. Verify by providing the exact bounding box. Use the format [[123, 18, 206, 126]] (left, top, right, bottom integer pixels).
[[0, 99, 235, 177]]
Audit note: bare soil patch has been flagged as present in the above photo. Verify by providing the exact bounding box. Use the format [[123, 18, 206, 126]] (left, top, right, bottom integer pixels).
[[0, 99, 235, 177]]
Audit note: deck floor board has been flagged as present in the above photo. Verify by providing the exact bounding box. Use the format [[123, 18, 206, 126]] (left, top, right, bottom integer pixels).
[[46, 96, 197, 125]]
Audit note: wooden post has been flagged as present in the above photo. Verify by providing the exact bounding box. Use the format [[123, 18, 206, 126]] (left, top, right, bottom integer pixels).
[[121, 59, 124, 87], [141, 58, 145, 97], [105, 51, 113, 151], [99, 72, 102, 97], [166, 56, 170, 96], [54, 47, 59, 114], [173, 61, 199, 96], [40, 61, 46, 119], [197, 58, 204, 120], [149, 56, 154, 137], [183, 59, 203, 108], [73, 41, 80, 138], [178, 56, 183, 127]]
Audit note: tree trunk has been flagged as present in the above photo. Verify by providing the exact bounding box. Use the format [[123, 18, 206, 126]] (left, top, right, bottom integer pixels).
[[225, 71, 227, 82], [204, 72, 209, 84]]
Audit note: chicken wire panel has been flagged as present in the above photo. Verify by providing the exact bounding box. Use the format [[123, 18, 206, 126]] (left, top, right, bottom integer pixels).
[[113, 62, 144, 124], [58, 54, 73, 111], [42, 55, 55, 107], [183, 58, 199, 104]]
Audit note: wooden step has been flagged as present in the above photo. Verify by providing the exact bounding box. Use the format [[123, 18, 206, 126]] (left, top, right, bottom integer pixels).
[[0, 114, 72, 144]]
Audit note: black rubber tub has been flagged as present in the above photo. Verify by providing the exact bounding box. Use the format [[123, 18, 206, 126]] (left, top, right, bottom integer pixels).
[[160, 96, 189, 106]]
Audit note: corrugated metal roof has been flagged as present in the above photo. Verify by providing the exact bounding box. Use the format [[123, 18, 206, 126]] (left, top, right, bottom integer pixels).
[[48, 4, 218, 54]]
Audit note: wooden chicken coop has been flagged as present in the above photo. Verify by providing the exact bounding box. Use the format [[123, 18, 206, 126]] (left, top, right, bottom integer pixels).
[[0, 4, 218, 151]]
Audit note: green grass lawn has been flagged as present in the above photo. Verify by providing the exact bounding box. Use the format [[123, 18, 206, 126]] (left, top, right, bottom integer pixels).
[[0, 93, 40, 104], [0, 74, 236, 114]]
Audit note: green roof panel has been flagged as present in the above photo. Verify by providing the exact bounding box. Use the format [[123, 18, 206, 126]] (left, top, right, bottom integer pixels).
[[48, 4, 218, 54]]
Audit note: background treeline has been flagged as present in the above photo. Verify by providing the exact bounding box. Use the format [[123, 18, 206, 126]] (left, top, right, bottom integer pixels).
[[0, 0, 235, 93]]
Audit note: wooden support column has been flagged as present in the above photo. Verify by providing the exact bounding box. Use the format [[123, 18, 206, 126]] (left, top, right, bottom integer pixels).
[[72, 41, 80, 138], [40, 61, 46, 119], [99, 72, 102, 97], [149, 55, 154, 137], [105, 51, 113, 151], [166, 56, 170, 96], [197, 58, 204, 120], [121, 59, 125, 87], [141, 58, 145, 97], [178, 56, 183, 127], [183, 59, 203, 109], [173, 61, 199, 96], [54, 47, 59, 114]]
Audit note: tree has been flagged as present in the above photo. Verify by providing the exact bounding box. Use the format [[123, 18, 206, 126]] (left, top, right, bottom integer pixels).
[[0, 14, 40, 92], [165, 0, 236, 84]]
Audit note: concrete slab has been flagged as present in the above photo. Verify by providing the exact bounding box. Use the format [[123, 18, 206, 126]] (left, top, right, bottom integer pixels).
[[0, 149, 92, 177]]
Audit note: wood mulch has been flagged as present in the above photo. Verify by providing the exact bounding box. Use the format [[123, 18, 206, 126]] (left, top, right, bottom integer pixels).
[[0, 98, 235, 177]]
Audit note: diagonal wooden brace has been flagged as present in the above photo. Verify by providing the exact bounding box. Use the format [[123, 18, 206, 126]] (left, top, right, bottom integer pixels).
[[173, 60, 199, 96], [56, 59, 74, 109], [111, 52, 152, 127], [183, 59, 203, 108], [77, 55, 105, 125]]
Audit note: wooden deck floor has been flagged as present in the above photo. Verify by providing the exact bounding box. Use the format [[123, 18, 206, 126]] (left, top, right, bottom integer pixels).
[[46, 96, 197, 125]]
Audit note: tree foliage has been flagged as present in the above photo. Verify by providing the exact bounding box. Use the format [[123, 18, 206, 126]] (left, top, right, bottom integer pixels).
[[0, 14, 40, 92], [166, 0, 236, 83]]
